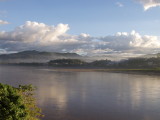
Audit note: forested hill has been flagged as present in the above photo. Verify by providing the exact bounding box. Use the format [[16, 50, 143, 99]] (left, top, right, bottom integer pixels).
[[0, 50, 82, 63], [1, 51, 160, 69]]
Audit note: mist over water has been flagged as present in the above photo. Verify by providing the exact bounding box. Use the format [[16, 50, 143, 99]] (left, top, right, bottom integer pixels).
[[1, 65, 160, 120]]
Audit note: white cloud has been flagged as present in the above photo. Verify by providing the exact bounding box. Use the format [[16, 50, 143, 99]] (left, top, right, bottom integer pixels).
[[0, 20, 9, 25], [0, 21, 160, 59], [116, 2, 124, 7], [135, 0, 160, 10]]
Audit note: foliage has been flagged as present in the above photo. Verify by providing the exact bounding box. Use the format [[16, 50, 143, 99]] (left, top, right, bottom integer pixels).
[[18, 84, 43, 120], [0, 83, 43, 120], [118, 57, 160, 68], [89, 59, 112, 67], [48, 57, 160, 69], [0, 83, 27, 120], [48, 59, 87, 66]]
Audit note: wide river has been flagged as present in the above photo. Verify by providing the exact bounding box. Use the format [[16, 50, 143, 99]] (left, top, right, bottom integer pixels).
[[1, 65, 160, 120]]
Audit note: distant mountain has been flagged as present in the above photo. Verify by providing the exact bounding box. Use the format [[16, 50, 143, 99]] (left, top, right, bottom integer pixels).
[[0, 50, 82, 63]]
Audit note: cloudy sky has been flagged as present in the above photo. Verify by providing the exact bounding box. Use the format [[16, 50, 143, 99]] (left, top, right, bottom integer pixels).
[[0, 0, 160, 59]]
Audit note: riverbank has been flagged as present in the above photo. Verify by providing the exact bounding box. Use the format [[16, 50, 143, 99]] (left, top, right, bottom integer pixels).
[[45, 68, 160, 75], [1, 64, 160, 75]]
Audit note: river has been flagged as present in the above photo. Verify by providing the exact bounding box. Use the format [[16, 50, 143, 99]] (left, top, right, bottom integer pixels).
[[0, 65, 160, 120]]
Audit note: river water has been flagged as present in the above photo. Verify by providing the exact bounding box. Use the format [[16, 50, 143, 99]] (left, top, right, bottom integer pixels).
[[0, 65, 160, 120]]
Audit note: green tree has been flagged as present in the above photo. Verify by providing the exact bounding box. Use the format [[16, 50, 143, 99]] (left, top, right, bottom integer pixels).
[[0, 83, 43, 120], [48, 59, 87, 66]]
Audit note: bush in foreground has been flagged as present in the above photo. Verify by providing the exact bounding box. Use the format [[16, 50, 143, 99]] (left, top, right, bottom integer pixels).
[[0, 83, 43, 120]]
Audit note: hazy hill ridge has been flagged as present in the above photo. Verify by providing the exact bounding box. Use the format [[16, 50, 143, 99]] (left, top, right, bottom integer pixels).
[[0, 50, 82, 63]]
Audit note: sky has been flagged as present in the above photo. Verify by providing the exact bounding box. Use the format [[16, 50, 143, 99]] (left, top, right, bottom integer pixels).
[[0, 0, 160, 59]]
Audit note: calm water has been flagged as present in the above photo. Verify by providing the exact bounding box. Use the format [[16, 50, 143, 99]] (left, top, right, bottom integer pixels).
[[1, 66, 160, 120]]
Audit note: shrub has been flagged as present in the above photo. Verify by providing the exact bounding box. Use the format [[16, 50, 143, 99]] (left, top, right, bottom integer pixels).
[[0, 83, 43, 120]]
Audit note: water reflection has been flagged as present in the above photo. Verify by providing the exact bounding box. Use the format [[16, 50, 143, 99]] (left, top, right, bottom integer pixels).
[[1, 66, 160, 120], [129, 77, 160, 112], [38, 81, 68, 110]]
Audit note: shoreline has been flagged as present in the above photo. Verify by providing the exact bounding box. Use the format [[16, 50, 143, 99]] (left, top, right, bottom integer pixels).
[[42, 68, 160, 76], [1, 64, 160, 75]]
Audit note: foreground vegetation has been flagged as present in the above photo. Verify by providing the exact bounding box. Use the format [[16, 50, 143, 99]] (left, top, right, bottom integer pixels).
[[0, 83, 43, 120]]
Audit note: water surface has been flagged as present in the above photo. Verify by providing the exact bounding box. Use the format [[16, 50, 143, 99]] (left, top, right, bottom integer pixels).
[[0, 65, 160, 120]]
